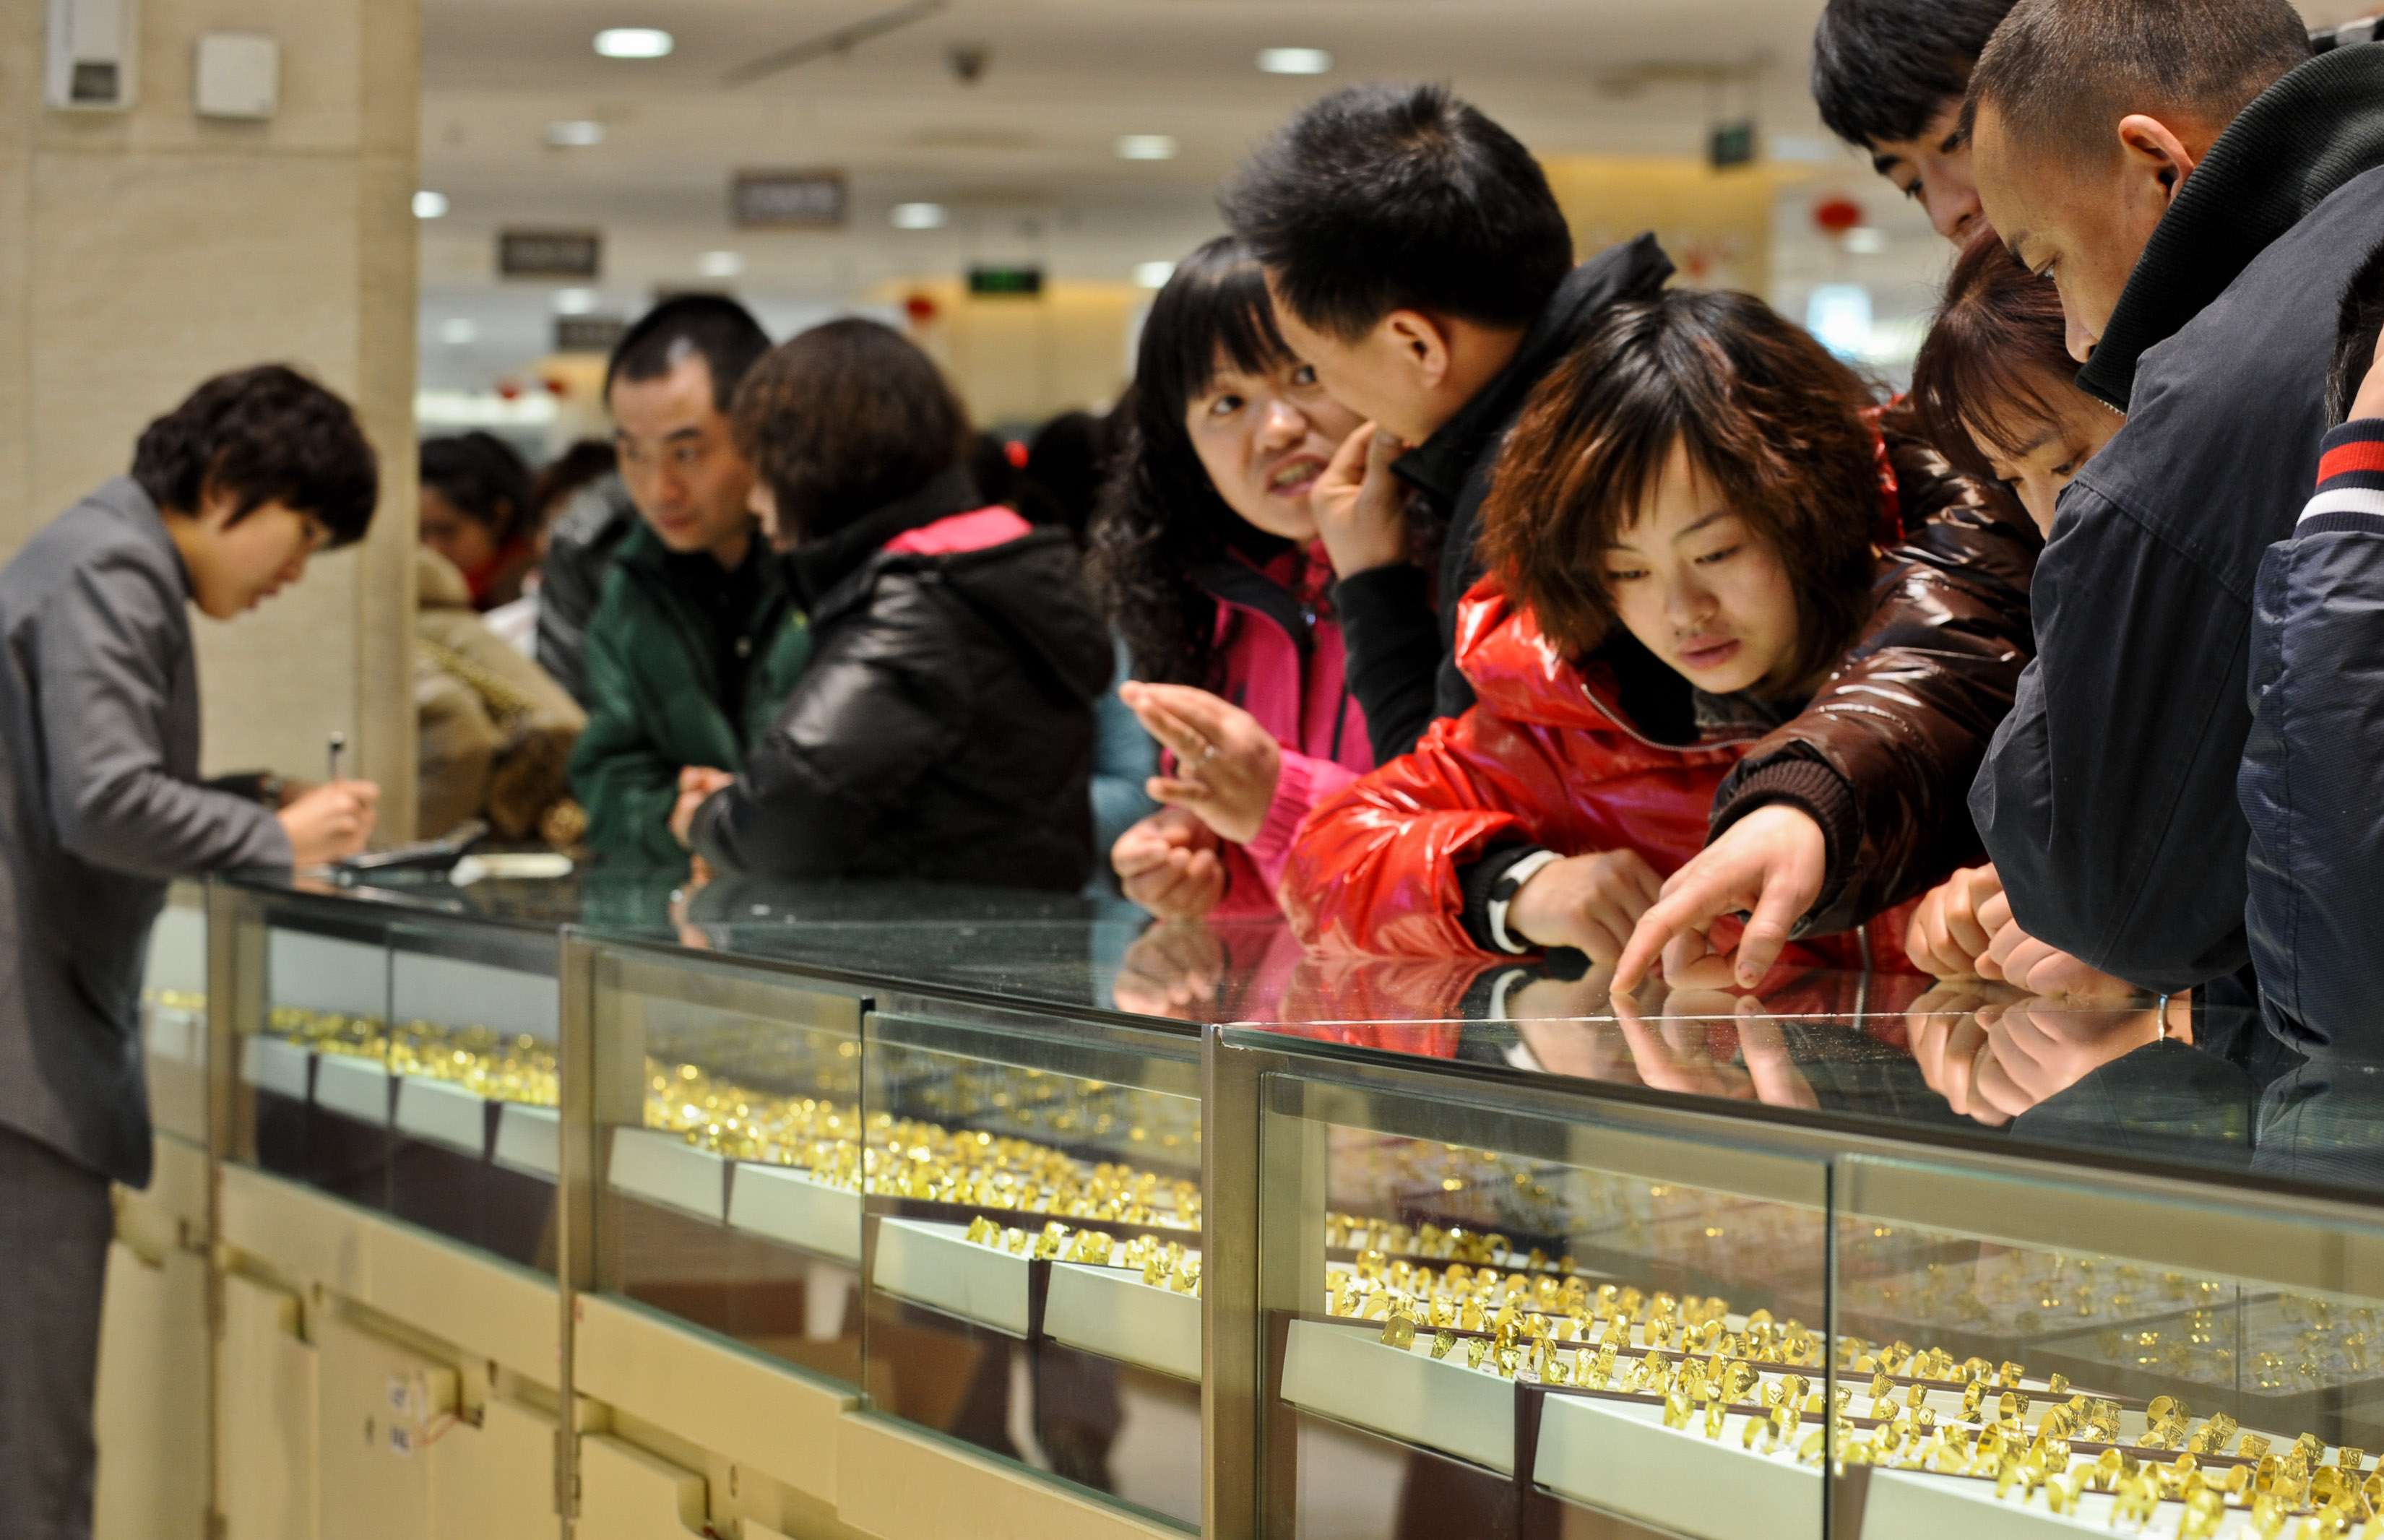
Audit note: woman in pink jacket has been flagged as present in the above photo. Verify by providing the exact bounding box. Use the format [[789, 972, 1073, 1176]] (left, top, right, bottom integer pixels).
[[1089, 238, 1395, 918]]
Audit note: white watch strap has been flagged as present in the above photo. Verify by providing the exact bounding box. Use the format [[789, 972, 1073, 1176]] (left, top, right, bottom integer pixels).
[[1487, 849, 1564, 955]]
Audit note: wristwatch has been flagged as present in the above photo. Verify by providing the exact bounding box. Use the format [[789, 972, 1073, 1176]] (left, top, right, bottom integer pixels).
[[1487, 849, 1563, 955]]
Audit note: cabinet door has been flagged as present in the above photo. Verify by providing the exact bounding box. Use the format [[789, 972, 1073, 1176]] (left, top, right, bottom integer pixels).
[[574, 1435, 707, 1540], [312, 1317, 457, 1540], [218, 1274, 318, 1540], [94, 1241, 210, 1540], [426, 1397, 559, 1539]]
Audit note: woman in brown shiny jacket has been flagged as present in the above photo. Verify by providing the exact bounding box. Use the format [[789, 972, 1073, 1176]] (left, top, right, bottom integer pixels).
[[1614, 407, 2041, 990]]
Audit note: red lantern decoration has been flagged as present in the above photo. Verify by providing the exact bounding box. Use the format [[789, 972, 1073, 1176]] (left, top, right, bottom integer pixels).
[[1813, 196, 1865, 235], [904, 292, 939, 325]]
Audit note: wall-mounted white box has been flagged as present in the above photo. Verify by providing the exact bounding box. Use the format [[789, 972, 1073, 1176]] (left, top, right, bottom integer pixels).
[[194, 31, 277, 120]]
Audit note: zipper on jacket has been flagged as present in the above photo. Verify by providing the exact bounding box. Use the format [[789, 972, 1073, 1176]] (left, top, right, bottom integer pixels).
[[1573, 677, 1763, 756]]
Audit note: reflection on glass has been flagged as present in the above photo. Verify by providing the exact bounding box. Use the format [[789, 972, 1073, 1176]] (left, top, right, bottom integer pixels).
[[1271, 1115, 1829, 1540], [1831, 1219, 2384, 1534], [860, 1028, 1203, 1529]]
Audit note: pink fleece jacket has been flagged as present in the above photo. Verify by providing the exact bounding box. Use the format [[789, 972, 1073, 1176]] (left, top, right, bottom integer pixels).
[[1186, 546, 1374, 917]]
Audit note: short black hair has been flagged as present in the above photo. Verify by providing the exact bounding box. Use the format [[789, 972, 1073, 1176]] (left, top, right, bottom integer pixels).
[[2330, 241, 2384, 425], [604, 294, 772, 413], [1811, 0, 2017, 151], [1969, 0, 2310, 170], [131, 364, 378, 548], [419, 432, 534, 545], [1220, 82, 1574, 342], [731, 319, 969, 542]]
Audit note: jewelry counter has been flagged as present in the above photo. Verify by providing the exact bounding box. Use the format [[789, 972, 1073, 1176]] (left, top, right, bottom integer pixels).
[[1202, 966, 2384, 1540]]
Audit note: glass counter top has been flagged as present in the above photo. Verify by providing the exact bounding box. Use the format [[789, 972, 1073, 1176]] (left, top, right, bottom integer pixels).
[[217, 868, 2384, 1207]]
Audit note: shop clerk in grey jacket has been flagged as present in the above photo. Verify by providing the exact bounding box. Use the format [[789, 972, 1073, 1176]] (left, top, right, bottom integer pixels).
[[0, 364, 381, 1540]]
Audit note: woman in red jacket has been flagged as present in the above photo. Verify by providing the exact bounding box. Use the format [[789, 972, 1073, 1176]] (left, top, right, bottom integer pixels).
[[1090, 238, 1394, 918], [1284, 288, 2024, 973]]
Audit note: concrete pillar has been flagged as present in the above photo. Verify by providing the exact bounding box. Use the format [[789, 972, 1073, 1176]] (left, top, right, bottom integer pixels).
[[0, 0, 421, 834]]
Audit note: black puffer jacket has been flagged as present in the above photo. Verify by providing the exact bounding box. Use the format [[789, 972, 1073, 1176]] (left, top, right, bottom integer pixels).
[[691, 469, 1113, 889]]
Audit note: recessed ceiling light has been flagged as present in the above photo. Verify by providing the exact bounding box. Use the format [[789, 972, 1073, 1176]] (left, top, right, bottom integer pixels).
[[696, 250, 744, 278], [1844, 227, 1888, 255], [553, 288, 598, 315], [1116, 134, 1178, 162], [1258, 47, 1332, 75], [411, 189, 449, 220], [593, 27, 673, 59], [439, 319, 478, 345], [545, 120, 605, 149], [1133, 261, 1177, 289], [891, 202, 949, 230]]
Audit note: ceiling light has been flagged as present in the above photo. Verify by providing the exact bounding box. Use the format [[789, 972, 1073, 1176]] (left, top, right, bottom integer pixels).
[[553, 288, 598, 315], [545, 120, 605, 149], [891, 202, 948, 230], [1116, 134, 1178, 162], [411, 190, 449, 219], [696, 250, 744, 278], [1258, 48, 1332, 75], [593, 27, 673, 59], [1844, 226, 1888, 255], [1133, 261, 1177, 289], [438, 319, 478, 346]]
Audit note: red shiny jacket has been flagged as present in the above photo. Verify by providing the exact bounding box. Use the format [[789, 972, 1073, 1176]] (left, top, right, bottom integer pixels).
[[1281, 578, 1922, 972]]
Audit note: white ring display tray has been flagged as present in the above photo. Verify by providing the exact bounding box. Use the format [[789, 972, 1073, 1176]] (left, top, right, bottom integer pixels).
[[607, 1126, 727, 1222], [871, 1216, 1033, 1336], [726, 1163, 862, 1263], [1044, 1261, 1201, 1380]]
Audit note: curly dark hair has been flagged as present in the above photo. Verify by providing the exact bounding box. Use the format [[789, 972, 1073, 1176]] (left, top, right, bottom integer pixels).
[[1087, 238, 1302, 687], [1480, 289, 1883, 695], [130, 363, 378, 547]]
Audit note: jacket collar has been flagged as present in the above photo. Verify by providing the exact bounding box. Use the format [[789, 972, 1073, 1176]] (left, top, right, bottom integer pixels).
[[2079, 45, 2384, 410], [1189, 545, 1329, 657], [781, 465, 982, 607], [91, 477, 193, 602], [1394, 234, 1675, 502]]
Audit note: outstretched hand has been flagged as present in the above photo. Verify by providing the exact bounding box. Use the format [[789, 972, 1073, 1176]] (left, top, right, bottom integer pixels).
[[1612, 805, 1826, 993], [1121, 682, 1282, 847]]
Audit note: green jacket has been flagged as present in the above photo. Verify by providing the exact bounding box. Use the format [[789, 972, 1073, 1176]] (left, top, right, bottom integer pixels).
[[568, 524, 811, 869]]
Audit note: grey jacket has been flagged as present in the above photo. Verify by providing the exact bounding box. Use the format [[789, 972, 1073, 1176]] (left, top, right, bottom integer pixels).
[[0, 478, 291, 1187]]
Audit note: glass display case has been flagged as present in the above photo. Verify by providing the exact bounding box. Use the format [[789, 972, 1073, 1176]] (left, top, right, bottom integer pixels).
[[181, 871, 2384, 1540], [574, 883, 1210, 1531], [211, 872, 584, 1268], [143, 879, 210, 1147], [1204, 964, 2384, 1540]]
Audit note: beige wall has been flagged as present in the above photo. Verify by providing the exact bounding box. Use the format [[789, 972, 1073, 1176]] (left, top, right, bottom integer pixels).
[[881, 280, 1144, 428], [0, 0, 420, 832]]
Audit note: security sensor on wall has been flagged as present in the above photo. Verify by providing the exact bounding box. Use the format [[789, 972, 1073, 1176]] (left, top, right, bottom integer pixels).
[[46, 0, 139, 111], [195, 33, 280, 120]]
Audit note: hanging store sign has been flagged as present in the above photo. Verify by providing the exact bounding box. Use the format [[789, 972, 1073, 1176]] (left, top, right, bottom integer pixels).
[[731, 169, 849, 230], [498, 229, 603, 280], [553, 315, 627, 355], [968, 264, 1045, 298]]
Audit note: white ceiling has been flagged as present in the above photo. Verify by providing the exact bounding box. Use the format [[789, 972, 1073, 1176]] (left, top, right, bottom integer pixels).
[[416, 0, 2372, 393]]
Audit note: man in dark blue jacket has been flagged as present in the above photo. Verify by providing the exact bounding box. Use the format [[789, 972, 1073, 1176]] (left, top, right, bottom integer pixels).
[[1961, 0, 2384, 994], [2240, 277, 2384, 1049]]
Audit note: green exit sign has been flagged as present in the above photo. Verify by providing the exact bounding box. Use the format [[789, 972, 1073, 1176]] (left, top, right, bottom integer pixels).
[[969, 264, 1045, 298], [1709, 120, 1758, 170]]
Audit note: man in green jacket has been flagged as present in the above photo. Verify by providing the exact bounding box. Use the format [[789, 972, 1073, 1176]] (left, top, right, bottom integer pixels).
[[569, 296, 811, 869]]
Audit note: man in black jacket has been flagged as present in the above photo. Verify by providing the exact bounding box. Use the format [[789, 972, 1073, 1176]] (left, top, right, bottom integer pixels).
[[1220, 82, 1674, 766], [1963, 0, 2384, 994]]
